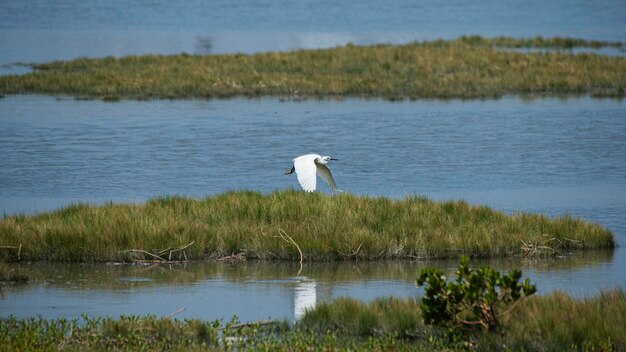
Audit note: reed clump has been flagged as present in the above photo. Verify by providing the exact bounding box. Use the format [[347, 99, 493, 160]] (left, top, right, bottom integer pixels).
[[0, 190, 614, 262], [0, 36, 624, 100], [492, 290, 626, 350]]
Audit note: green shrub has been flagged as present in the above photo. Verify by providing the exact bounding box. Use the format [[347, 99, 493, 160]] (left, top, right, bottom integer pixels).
[[417, 255, 536, 331]]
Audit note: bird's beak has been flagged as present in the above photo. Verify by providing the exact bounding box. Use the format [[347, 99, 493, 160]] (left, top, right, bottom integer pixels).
[[330, 158, 338, 160], [285, 166, 295, 175]]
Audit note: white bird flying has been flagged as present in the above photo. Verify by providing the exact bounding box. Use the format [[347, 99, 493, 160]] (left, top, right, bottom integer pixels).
[[285, 154, 341, 192]]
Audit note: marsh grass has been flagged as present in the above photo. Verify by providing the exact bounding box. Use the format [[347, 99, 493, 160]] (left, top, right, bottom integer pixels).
[[0, 316, 223, 351], [0, 36, 624, 100], [300, 297, 424, 338], [493, 290, 626, 350], [0, 315, 412, 352], [458, 35, 625, 49], [299, 290, 626, 350], [2, 291, 624, 351], [0, 190, 614, 262]]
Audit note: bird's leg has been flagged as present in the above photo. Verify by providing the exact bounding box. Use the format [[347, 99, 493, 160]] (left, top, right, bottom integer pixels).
[[285, 166, 295, 175]]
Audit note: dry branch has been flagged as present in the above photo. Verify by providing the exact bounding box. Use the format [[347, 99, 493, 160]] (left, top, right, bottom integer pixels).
[[276, 229, 303, 274], [521, 239, 557, 257], [222, 320, 278, 330], [216, 252, 246, 261], [165, 307, 186, 319], [119, 241, 195, 263], [338, 242, 363, 258], [120, 249, 168, 262], [157, 241, 195, 261]]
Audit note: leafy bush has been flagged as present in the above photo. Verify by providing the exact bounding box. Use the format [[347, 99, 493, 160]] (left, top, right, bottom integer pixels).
[[417, 255, 536, 331]]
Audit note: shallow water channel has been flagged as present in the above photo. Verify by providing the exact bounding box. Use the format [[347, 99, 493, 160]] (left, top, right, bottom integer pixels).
[[1, 95, 625, 321]]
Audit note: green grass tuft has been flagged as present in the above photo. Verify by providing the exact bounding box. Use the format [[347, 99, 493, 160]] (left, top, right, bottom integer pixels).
[[300, 296, 423, 338], [0, 190, 614, 262]]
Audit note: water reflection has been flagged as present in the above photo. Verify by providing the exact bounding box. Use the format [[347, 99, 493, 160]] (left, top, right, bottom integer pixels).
[[1, 252, 622, 321], [293, 277, 316, 320], [195, 36, 214, 55], [8, 253, 614, 290]]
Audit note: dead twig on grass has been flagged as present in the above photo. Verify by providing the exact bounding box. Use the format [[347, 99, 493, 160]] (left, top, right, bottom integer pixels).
[[118, 241, 195, 263], [521, 239, 556, 257], [120, 249, 168, 262], [216, 252, 246, 262], [221, 320, 278, 330], [522, 234, 583, 257], [165, 307, 186, 319], [331, 242, 364, 259], [276, 229, 303, 274], [348, 243, 363, 257], [157, 241, 195, 261], [543, 234, 583, 248]]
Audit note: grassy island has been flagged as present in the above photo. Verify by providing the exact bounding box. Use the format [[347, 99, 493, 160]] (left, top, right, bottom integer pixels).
[[0, 36, 624, 100], [0, 191, 614, 262]]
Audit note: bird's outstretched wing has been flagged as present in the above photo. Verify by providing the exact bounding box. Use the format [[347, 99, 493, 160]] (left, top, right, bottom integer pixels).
[[294, 156, 317, 192], [316, 164, 341, 192]]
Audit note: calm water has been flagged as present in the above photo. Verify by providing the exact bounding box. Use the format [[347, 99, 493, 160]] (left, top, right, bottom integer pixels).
[[0, 254, 621, 322], [1, 0, 625, 73], [1, 95, 626, 320], [1, 96, 625, 216]]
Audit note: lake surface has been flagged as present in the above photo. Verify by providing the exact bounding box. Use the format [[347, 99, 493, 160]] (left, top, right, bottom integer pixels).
[[1, 96, 625, 218], [1, 0, 625, 74], [1, 95, 625, 320]]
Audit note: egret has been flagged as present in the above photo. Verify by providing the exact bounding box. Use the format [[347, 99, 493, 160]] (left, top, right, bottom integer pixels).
[[285, 154, 342, 192]]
